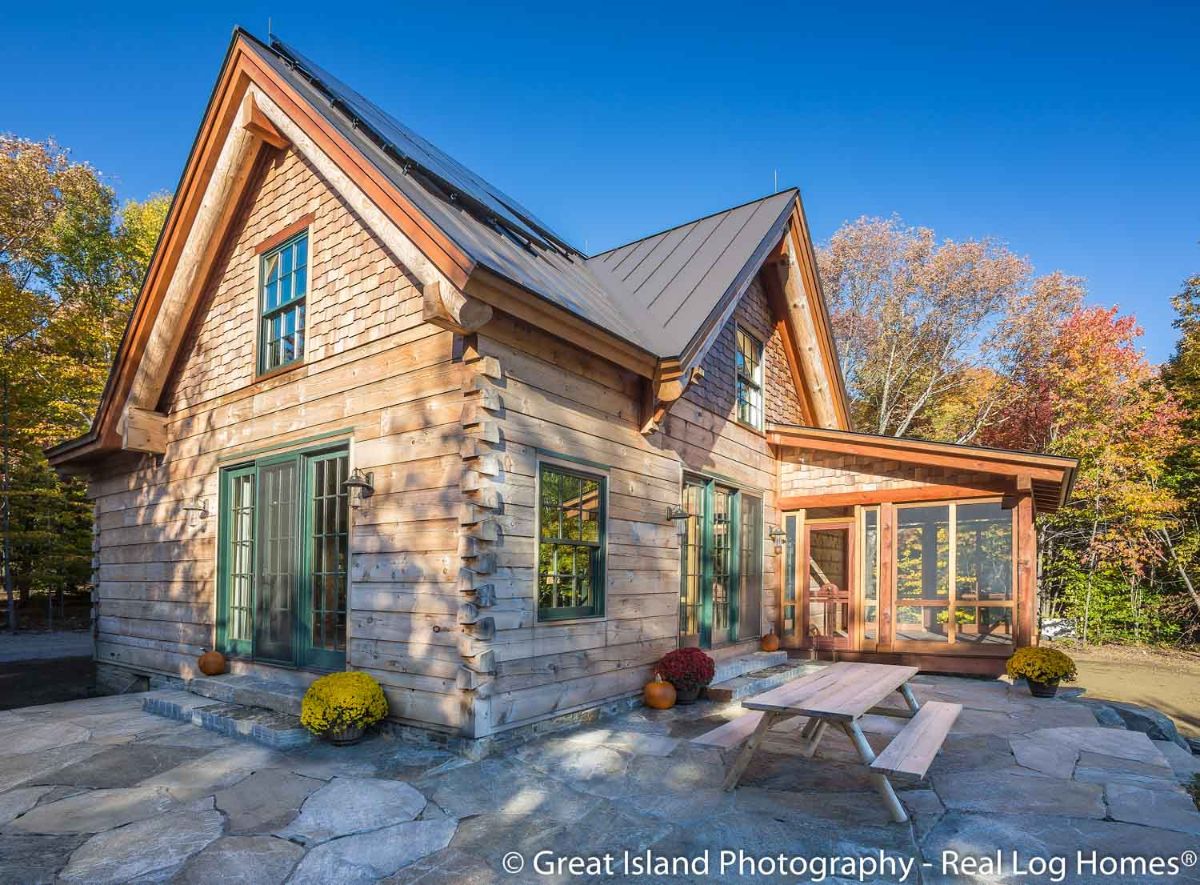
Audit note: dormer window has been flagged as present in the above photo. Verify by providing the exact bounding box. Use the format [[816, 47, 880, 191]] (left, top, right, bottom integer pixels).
[[259, 231, 308, 374], [735, 326, 764, 430]]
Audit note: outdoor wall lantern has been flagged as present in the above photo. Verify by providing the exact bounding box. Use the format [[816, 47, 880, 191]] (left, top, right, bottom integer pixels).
[[768, 525, 788, 554], [181, 497, 209, 528], [667, 503, 690, 538], [343, 468, 375, 510]]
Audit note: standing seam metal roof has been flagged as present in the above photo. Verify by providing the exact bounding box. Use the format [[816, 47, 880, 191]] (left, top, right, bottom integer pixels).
[[251, 34, 799, 360]]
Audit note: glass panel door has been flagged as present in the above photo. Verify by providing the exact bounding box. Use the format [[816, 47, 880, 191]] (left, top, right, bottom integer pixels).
[[678, 478, 759, 649], [306, 451, 350, 669], [219, 445, 349, 670], [679, 480, 706, 646], [255, 459, 299, 663], [710, 486, 734, 646]]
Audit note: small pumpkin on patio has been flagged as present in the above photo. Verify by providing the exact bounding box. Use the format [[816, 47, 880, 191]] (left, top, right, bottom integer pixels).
[[643, 673, 677, 710], [1005, 647, 1077, 698], [300, 671, 389, 744], [761, 629, 780, 652], [197, 649, 226, 676], [658, 647, 716, 705]]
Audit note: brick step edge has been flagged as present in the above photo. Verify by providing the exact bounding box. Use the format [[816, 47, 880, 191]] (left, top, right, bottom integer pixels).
[[143, 692, 313, 750], [706, 662, 823, 703]]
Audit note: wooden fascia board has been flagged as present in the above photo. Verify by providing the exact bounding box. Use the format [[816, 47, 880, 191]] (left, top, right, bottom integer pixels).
[[779, 482, 1008, 510], [465, 267, 658, 379], [769, 426, 1075, 483], [758, 249, 817, 426], [50, 33, 479, 466], [786, 199, 853, 430]]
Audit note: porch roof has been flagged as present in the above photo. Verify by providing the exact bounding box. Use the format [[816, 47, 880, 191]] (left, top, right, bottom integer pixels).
[[766, 423, 1077, 514]]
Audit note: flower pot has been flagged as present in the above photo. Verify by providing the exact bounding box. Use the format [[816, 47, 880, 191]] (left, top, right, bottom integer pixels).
[[1026, 678, 1060, 699], [326, 724, 365, 746], [673, 684, 702, 705]]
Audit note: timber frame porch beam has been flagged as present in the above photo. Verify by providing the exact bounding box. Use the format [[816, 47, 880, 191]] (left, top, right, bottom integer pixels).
[[768, 426, 1075, 484]]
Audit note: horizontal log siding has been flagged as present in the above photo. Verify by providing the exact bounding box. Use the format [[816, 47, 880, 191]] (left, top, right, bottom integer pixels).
[[474, 287, 795, 734], [89, 147, 465, 732]]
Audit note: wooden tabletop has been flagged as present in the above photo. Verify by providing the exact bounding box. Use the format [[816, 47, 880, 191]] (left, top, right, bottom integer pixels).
[[741, 661, 919, 721]]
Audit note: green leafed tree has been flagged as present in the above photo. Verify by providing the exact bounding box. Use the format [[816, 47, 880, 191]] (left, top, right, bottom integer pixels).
[[0, 135, 169, 627]]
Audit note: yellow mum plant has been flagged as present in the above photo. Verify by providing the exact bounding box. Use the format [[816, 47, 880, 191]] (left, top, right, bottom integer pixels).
[[1005, 647, 1077, 684], [300, 671, 389, 736]]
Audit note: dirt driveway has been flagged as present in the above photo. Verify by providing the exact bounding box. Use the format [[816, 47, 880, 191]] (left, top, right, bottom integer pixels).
[[1057, 643, 1200, 738]]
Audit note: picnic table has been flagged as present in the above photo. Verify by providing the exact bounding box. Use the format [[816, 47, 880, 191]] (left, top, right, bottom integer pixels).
[[695, 661, 961, 823]]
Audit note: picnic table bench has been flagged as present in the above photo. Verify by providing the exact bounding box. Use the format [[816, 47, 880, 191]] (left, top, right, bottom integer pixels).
[[693, 661, 960, 823]]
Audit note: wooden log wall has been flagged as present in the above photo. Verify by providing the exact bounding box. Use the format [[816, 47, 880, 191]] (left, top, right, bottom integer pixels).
[[86, 145, 816, 740], [89, 147, 467, 733], [470, 279, 793, 736]]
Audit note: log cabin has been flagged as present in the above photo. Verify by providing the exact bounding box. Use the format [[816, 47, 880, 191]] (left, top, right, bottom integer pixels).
[[48, 30, 1076, 744]]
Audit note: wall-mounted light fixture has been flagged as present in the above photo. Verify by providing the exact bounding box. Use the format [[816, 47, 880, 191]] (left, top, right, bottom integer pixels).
[[181, 497, 209, 528], [667, 503, 690, 538], [768, 525, 788, 554], [343, 468, 375, 510]]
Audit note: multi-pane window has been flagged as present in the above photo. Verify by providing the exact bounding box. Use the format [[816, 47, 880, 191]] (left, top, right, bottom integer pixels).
[[735, 327, 764, 429], [217, 446, 349, 670], [259, 232, 308, 373], [538, 463, 605, 620], [895, 501, 1014, 646]]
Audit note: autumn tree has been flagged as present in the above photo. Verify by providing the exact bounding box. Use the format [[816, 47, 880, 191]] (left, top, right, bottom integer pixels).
[[817, 216, 1082, 442], [0, 135, 169, 628], [982, 305, 1189, 642]]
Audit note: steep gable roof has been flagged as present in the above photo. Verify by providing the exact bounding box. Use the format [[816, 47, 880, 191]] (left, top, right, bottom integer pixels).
[[48, 29, 850, 468]]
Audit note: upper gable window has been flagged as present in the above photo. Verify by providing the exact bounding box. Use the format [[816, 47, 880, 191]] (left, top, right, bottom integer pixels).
[[259, 231, 308, 374], [735, 326, 764, 430]]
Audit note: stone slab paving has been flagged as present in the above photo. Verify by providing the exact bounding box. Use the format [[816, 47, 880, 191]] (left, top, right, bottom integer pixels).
[[0, 678, 1197, 884]]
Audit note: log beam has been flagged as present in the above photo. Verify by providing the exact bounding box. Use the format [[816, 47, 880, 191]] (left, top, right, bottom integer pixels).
[[121, 407, 168, 455], [239, 93, 289, 150], [423, 281, 493, 334]]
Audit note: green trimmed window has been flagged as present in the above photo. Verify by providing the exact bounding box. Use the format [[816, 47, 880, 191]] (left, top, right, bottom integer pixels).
[[537, 463, 605, 620], [259, 232, 308, 373], [735, 326, 764, 429], [217, 444, 348, 670]]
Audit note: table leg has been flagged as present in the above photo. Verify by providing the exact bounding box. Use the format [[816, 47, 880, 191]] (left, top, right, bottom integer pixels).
[[899, 683, 921, 714], [799, 719, 828, 758], [839, 720, 908, 823], [722, 711, 778, 792]]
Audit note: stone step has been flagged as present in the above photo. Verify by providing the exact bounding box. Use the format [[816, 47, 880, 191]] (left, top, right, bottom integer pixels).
[[187, 674, 308, 717], [706, 660, 824, 703], [711, 651, 788, 685], [143, 689, 313, 750]]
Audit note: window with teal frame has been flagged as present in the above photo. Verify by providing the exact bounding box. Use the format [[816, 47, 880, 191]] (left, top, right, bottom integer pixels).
[[259, 231, 308, 373], [735, 326, 764, 430], [537, 463, 606, 620]]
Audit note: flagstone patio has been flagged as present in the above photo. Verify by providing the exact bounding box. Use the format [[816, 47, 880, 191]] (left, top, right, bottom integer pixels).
[[0, 675, 1198, 884]]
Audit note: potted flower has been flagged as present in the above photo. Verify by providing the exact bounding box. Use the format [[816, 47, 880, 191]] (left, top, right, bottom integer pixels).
[[300, 671, 389, 745], [1005, 647, 1077, 698], [658, 647, 716, 704]]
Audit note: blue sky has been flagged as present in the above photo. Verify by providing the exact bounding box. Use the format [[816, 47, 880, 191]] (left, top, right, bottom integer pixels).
[[4, 2, 1197, 361]]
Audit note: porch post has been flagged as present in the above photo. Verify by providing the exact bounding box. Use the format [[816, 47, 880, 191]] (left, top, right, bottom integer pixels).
[[1016, 487, 1036, 646]]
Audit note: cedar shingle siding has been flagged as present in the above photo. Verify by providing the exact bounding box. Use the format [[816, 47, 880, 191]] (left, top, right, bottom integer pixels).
[[681, 277, 804, 426]]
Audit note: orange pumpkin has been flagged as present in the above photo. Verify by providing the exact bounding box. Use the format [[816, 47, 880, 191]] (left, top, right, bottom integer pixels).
[[761, 630, 780, 652], [197, 649, 226, 676], [643, 673, 676, 710]]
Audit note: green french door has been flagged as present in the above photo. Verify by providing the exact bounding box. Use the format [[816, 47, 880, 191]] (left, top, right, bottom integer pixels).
[[679, 476, 762, 649], [218, 445, 349, 670]]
